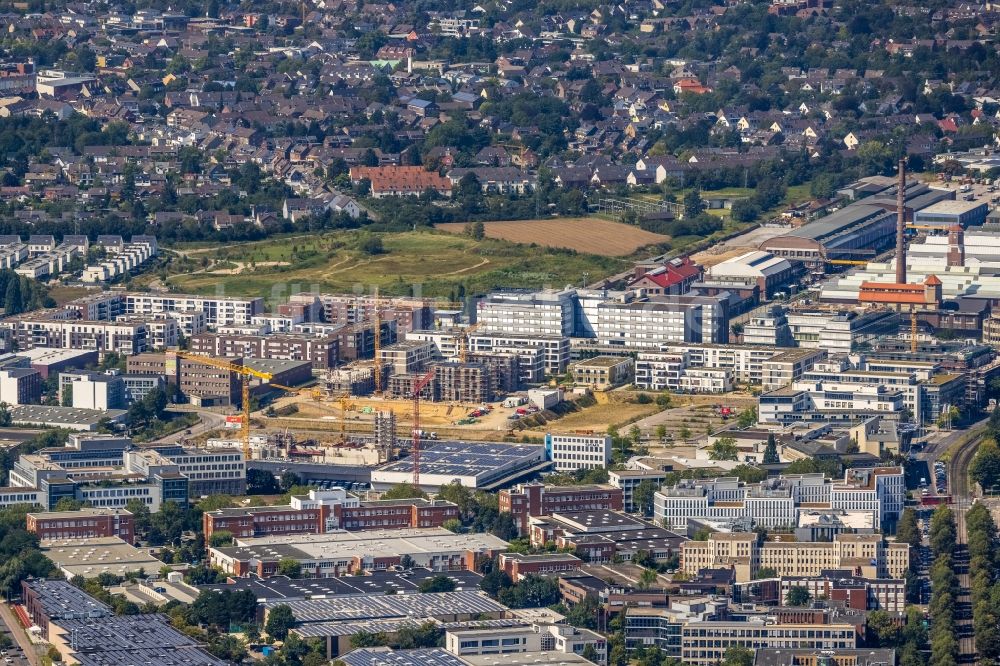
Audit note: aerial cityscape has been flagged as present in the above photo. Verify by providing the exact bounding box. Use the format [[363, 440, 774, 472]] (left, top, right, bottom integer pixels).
[[0, 0, 999, 664]]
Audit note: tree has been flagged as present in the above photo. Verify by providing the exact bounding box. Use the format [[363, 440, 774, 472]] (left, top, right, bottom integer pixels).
[[247, 468, 279, 495], [359, 235, 384, 255], [896, 508, 922, 550], [382, 483, 428, 500], [709, 436, 739, 461], [442, 518, 463, 533], [867, 609, 902, 647], [277, 559, 302, 579], [466, 220, 486, 241], [785, 586, 811, 606], [971, 437, 1000, 492], [929, 504, 956, 558], [419, 575, 457, 593], [638, 568, 658, 590], [633, 479, 657, 516], [762, 434, 779, 465], [4, 277, 23, 316], [53, 497, 85, 511], [264, 604, 296, 640], [722, 646, 754, 666], [754, 567, 778, 580], [279, 471, 301, 492], [737, 407, 757, 428], [683, 189, 706, 218], [209, 530, 234, 548]]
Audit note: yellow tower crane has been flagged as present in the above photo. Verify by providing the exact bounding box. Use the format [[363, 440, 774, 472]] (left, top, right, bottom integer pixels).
[[457, 322, 480, 363], [169, 350, 280, 461], [172, 350, 361, 459], [373, 287, 384, 395]]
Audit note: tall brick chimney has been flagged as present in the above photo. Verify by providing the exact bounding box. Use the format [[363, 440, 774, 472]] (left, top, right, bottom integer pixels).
[[895, 159, 907, 284]]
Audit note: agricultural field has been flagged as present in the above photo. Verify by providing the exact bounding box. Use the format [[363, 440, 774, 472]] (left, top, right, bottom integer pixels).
[[435, 217, 670, 256], [161, 229, 628, 301]]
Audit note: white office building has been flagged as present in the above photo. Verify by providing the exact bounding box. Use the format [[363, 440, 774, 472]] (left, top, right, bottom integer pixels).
[[654, 468, 904, 529], [546, 433, 613, 472]]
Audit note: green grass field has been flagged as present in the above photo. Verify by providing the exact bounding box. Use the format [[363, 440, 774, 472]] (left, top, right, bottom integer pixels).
[[163, 230, 629, 301]]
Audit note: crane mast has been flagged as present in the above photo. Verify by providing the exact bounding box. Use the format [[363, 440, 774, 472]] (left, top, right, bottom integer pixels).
[[411, 367, 436, 487]]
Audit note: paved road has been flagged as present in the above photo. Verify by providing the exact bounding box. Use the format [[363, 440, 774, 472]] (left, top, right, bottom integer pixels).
[[0, 604, 37, 666], [152, 406, 228, 444]]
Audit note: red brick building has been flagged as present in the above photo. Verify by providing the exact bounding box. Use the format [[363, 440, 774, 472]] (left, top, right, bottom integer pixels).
[[26, 508, 134, 544], [202, 492, 459, 544], [498, 552, 583, 580], [499, 483, 624, 534]]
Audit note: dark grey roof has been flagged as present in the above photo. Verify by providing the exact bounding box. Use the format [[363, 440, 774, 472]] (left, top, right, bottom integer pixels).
[[342, 648, 468, 666], [23, 579, 111, 620]]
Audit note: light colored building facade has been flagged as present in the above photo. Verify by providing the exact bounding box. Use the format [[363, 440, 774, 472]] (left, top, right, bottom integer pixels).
[[655, 468, 904, 530], [546, 433, 613, 472], [680, 532, 909, 582]]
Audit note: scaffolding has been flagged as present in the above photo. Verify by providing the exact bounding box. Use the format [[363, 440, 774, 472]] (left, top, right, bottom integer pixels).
[[373, 410, 397, 450], [595, 197, 684, 219]]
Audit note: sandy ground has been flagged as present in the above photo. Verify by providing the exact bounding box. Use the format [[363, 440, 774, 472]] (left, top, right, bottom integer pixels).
[[691, 224, 791, 267]]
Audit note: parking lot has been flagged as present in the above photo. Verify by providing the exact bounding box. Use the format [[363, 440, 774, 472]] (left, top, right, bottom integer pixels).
[[927, 177, 1000, 206]]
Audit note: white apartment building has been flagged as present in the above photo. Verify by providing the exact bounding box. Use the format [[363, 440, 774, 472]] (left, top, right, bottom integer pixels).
[[165, 310, 207, 337], [634, 350, 737, 393], [123, 293, 264, 327], [594, 296, 727, 349], [546, 433, 612, 472], [81, 236, 157, 283], [470, 333, 570, 375], [477, 288, 728, 353], [784, 310, 898, 354], [446, 624, 607, 665], [478, 289, 576, 337], [654, 468, 904, 530], [759, 381, 905, 425], [9, 320, 149, 355]]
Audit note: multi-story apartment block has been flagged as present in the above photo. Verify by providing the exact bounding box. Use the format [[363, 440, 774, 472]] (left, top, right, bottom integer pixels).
[[26, 508, 135, 543], [654, 468, 904, 530], [0, 367, 42, 405], [123, 293, 264, 327], [499, 482, 624, 533], [10, 319, 150, 355], [546, 433, 613, 472], [377, 339, 436, 375], [286, 293, 435, 333], [680, 532, 909, 582], [637, 343, 825, 389], [189, 332, 339, 369], [64, 292, 126, 321], [469, 332, 570, 375], [478, 289, 577, 337], [593, 295, 729, 349]]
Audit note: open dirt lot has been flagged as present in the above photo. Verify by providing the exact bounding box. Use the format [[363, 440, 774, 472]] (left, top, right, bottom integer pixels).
[[436, 218, 669, 256], [691, 224, 791, 267]]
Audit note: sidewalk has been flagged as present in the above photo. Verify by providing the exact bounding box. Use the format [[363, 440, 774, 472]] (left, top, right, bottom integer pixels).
[[0, 603, 39, 666]]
